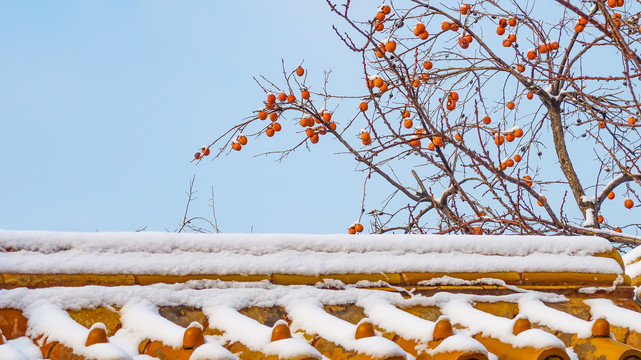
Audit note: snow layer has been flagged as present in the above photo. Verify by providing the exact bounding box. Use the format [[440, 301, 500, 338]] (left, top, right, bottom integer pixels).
[[116, 299, 236, 359], [586, 298, 641, 333], [441, 299, 566, 349], [518, 298, 592, 338], [0, 230, 621, 275], [285, 299, 407, 358], [360, 296, 435, 341], [0, 343, 29, 360], [580, 195, 596, 204], [6, 338, 41, 360], [623, 244, 641, 265], [583, 209, 595, 227], [0, 230, 612, 256], [203, 305, 321, 359], [119, 299, 186, 349], [190, 343, 236, 360], [2, 282, 640, 359], [25, 304, 131, 360], [625, 261, 641, 279], [425, 334, 487, 356]]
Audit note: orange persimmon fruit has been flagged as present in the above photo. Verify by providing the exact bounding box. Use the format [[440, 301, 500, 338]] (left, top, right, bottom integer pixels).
[[267, 93, 276, 104], [527, 50, 536, 60], [385, 40, 397, 52]]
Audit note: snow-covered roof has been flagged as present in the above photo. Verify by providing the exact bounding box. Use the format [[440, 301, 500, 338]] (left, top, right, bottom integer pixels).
[[0, 230, 640, 360], [0, 230, 624, 276]]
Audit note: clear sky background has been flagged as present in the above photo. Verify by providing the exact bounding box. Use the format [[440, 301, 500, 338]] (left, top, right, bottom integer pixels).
[[0, 1, 633, 235], [0, 1, 385, 234]]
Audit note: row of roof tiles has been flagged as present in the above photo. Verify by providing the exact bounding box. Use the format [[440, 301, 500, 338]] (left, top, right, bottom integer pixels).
[[2, 231, 641, 360], [1, 283, 641, 359]]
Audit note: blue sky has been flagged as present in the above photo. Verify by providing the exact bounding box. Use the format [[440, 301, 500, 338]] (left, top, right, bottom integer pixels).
[[1, 1, 635, 236], [0, 1, 379, 233]]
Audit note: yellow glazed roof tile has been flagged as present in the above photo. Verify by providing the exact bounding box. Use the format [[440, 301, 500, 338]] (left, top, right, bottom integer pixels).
[[1, 230, 641, 360]]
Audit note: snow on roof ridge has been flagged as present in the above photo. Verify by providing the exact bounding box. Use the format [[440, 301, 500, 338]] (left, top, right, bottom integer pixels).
[[0, 250, 623, 276], [0, 229, 614, 257], [0, 230, 622, 276]]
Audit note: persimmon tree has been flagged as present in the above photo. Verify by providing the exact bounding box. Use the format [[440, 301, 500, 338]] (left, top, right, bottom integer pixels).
[[198, 0, 641, 245]]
